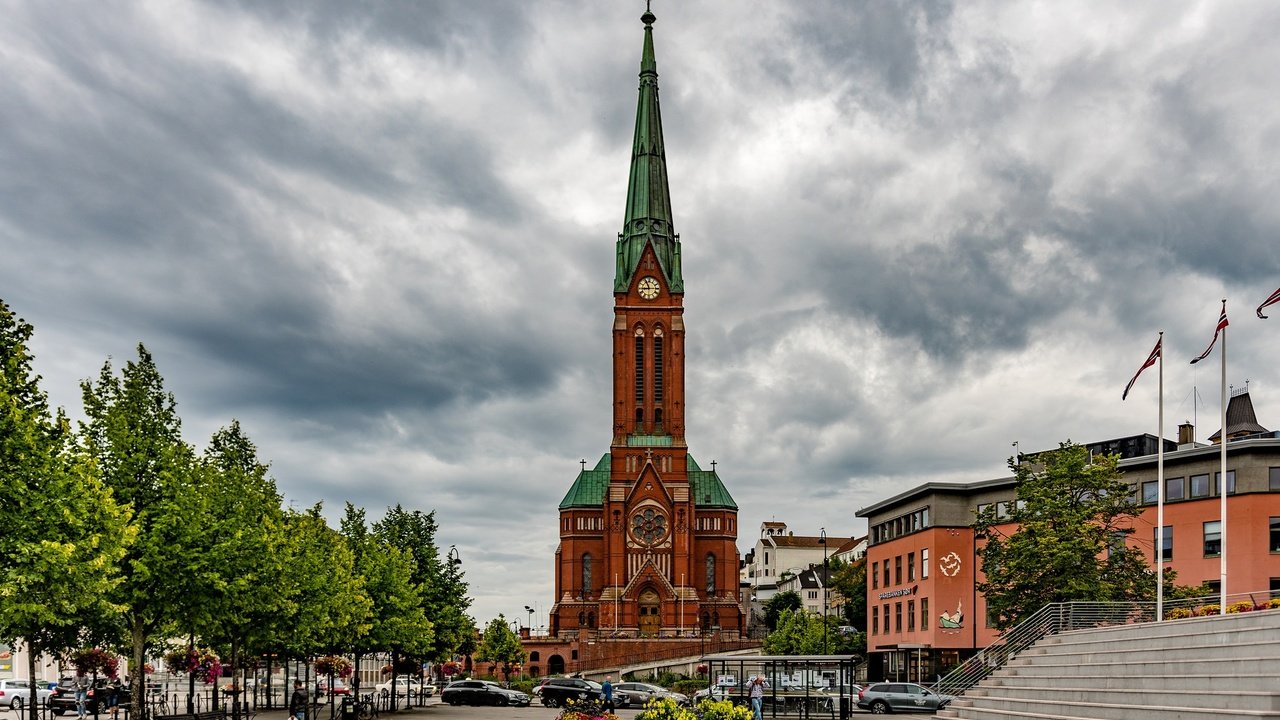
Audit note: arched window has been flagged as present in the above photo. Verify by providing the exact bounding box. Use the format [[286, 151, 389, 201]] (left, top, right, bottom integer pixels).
[[653, 329, 664, 403], [529, 652, 540, 662], [634, 328, 645, 406], [578, 611, 586, 625], [582, 553, 593, 595], [701, 612, 711, 630], [587, 611, 596, 628], [706, 553, 716, 593]]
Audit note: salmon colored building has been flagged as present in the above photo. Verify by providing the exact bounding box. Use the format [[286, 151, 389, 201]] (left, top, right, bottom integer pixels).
[[536, 8, 744, 665], [856, 390, 1280, 683]]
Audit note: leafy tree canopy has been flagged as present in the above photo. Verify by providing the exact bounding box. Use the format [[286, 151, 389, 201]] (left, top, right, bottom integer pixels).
[[761, 591, 802, 631], [473, 615, 526, 680], [975, 441, 1157, 628]]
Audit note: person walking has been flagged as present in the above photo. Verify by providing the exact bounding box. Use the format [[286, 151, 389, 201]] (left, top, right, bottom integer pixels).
[[74, 673, 89, 719], [601, 676, 615, 713], [288, 680, 308, 720], [748, 675, 768, 720]]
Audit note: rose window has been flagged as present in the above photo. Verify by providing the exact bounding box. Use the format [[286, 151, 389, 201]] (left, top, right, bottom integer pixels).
[[631, 508, 667, 544]]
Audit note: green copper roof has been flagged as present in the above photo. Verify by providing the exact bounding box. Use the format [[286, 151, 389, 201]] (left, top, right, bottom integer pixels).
[[615, 8, 684, 294], [559, 454, 612, 509], [688, 455, 737, 509], [557, 453, 737, 510]]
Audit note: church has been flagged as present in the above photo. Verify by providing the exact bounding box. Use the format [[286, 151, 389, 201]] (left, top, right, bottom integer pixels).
[[546, 7, 745, 643]]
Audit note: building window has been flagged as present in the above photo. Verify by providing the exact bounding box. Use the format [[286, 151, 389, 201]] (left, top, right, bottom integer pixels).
[[1203, 521, 1221, 557], [907, 600, 916, 631], [883, 562, 890, 588], [1190, 474, 1210, 498], [634, 332, 645, 405], [1271, 518, 1280, 553], [907, 552, 916, 582], [1205, 580, 1221, 595], [921, 598, 929, 631], [582, 553, 593, 594], [1154, 526, 1173, 562], [1142, 481, 1158, 504], [872, 561, 879, 589], [1271, 468, 1280, 492], [1215, 470, 1236, 494], [977, 503, 990, 516], [922, 548, 929, 579], [895, 556, 902, 585], [872, 606, 879, 635], [1166, 476, 1184, 501], [706, 554, 716, 593], [895, 602, 902, 632], [653, 333, 664, 403], [996, 501, 1011, 520], [882, 604, 889, 634], [1107, 531, 1125, 558], [1271, 577, 1280, 600]]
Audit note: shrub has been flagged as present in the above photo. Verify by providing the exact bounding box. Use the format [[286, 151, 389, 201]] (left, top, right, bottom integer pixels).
[[1226, 601, 1254, 614], [696, 698, 752, 720], [636, 697, 697, 720], [1195, 604, 1221, 616], [671, 680, 706, 698], [1164, 607, 1192, 620], [557, 697, 621, 720], [1267, 598, 1280, 610]]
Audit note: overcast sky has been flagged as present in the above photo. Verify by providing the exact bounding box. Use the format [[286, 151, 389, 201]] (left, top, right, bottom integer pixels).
[[4, 1, 1279, 629]]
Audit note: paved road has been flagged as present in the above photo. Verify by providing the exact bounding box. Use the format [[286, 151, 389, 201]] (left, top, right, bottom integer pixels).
[[256, 698, 941, 720]]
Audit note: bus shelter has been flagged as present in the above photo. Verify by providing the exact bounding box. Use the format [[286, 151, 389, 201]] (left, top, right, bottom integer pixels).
[[700, 654, 861, 720]]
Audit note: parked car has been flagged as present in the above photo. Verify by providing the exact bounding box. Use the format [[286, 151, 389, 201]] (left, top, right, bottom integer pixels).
[[538, 678, 604, 708], [374, 679, 435, 698], [0, 680, 54, 710], [615, 682, 689, 707], [314, 679, 350, 696], [855, 683, 953, 714], [50, 679, 129, 716], [692, 684, 735, 704], [440, 680, 530, 707]]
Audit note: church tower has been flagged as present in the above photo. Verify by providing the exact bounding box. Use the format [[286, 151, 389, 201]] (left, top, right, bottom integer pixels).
[[550, 7, 743, 639]]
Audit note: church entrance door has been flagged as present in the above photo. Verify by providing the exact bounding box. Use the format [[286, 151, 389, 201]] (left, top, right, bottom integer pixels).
[[639, 589, 661, 635]]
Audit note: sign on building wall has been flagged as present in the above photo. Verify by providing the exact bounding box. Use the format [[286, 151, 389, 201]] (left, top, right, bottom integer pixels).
[[0, 644, 13, 677]]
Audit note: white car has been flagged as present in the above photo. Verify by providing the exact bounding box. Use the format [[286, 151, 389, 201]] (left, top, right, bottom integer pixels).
[[0, 680, 54, 709], [374, 679, 434, 698]]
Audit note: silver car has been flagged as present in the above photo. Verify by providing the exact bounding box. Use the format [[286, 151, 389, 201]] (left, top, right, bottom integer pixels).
[[0, 680, 54, 710], [856, 683, 954, 714], [615, 682, 689, 707]]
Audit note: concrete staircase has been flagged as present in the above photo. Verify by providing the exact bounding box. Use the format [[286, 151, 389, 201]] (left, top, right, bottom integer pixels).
[[937, 608, 1280, 720]]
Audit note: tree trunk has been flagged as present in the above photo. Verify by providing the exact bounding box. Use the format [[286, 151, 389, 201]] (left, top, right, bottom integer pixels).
[[132, 620, 148, 720], [230, 638, 240, 720], [26, 642, 39, 720]]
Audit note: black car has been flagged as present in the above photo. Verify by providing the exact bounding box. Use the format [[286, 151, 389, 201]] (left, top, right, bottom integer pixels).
[[50, 679, 129, 716], [440, 680, 529, 707], [538, 678, 604, 708]]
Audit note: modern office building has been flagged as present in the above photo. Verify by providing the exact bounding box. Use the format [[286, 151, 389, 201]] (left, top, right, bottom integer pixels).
[[855, 390, 1280, 683]]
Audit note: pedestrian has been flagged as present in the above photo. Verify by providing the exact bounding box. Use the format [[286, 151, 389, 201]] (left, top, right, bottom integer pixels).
[[74, 673, 89, 719], [601, 675, 614, 713], [289, 680, 308, 720], [748, 675, 768, 720], [107, 679, 122, 720]]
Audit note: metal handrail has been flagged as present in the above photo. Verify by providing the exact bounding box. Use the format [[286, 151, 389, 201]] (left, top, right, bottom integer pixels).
[[931, 590, 1277, 699]]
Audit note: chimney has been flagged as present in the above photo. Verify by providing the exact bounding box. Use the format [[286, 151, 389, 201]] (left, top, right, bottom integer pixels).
[[1178, 421, 1196, 448]]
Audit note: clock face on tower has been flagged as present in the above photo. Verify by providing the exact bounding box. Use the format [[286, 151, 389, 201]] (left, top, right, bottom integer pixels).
[[637, 276, 660, 300]]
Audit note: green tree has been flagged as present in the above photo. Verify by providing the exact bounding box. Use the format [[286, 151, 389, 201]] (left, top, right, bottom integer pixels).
[[828, 557, 867, 631], [473, 616, 526, 682], [79, 344, 199, 719], [277, 506, 371, 659], [975, 442, 1157, 629], [0, 301, 134, 720], [761, 591, 802, 631], [372, 507, 473, 662], [341, 504, 431, 700], [190, 422, 290, 716]]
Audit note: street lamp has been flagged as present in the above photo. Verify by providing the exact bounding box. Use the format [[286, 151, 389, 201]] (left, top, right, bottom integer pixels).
[[819, 528, 828, 655], [525, 606, 535, 634], [448, 545, 461, 567]]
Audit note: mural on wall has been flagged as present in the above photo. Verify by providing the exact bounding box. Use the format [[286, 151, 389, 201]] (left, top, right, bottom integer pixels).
[[0, 644, 12, 676], [937, 548, 965, 633]]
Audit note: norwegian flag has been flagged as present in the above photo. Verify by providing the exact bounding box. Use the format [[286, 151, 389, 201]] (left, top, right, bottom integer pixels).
[[1122, 335, 1161, 401], [1258, 286, 1280, 319], [1190, 300, 1229, 365]]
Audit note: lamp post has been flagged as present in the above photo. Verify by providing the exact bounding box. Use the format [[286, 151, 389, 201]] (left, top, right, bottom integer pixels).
[[525, 606, 535, 635], [819, 528, 828, 655]]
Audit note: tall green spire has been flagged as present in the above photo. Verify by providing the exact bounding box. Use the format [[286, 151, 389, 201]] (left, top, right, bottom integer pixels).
[[615, 6, 683, 293]]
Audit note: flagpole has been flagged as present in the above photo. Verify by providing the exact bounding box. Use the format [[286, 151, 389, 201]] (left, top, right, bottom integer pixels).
[[1219, 311, 1228, 610], [1157, 331, 1165, 621]]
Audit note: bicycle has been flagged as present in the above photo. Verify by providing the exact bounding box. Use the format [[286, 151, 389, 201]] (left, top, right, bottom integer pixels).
[[346, 693, 377, 720]]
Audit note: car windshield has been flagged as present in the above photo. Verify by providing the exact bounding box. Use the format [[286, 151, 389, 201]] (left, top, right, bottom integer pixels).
[[585, 681, 603, 690]]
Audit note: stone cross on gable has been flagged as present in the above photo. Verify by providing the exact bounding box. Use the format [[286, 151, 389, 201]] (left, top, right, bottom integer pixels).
[[645, 448, 654, 463]]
